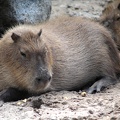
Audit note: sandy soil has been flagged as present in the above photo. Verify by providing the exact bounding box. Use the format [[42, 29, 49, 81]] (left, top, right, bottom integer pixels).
[[1, 0, 120, 120]]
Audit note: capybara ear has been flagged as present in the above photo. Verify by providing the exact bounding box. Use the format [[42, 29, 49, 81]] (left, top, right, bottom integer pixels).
[[11, 33, 21, 43], [118, 3, 120, 10], [37, 29, 42, 37]]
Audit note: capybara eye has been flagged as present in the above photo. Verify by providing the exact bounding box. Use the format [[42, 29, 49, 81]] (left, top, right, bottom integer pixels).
[[118, 3, 120, 10], [116, 17, 120, 21], [20, 51, 26, 58]]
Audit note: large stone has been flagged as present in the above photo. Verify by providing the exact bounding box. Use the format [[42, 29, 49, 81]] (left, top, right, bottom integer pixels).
[[0, 0, 51, 36]]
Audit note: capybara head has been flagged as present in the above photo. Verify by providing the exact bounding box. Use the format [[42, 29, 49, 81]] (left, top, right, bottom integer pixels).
[[3, 29, 53, 93], [99, 0, 120, 50], [99, 1, 120, 25]]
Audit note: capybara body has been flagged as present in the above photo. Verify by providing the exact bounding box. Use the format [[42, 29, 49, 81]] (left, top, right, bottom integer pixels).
[[0, 16, 120, 101], [99, 0, 120, 50]]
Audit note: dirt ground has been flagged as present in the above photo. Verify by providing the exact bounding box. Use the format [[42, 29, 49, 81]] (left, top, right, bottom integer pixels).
[[1, 0, 120, 120]]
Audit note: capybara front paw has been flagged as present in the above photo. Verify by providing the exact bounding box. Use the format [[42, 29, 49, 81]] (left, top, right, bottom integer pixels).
[[87, 77, 117, 94]]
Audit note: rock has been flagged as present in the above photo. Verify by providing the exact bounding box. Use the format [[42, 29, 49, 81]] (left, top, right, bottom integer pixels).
[[0, 0, 51, 37]]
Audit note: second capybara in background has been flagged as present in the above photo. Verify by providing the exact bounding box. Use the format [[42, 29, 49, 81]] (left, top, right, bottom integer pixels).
[[98, 0, 120, 51], [0, 16, 120, 102]]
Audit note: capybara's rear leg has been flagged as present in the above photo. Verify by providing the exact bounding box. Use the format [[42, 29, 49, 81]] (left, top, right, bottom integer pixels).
[[87, 76, 117, 94], [0, 88, 29, 102]]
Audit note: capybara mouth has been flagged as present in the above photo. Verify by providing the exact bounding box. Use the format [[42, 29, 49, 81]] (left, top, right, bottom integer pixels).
[[29, 78, 51, 93]]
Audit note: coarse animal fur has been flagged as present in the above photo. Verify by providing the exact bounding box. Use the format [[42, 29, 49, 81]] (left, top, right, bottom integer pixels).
[[98, 0, 120, 51], [0, 16, 120, 102]]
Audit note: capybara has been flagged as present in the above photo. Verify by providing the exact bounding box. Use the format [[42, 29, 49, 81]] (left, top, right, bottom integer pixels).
[[98, 0, 120, 51], [0, 16, 120, 102]]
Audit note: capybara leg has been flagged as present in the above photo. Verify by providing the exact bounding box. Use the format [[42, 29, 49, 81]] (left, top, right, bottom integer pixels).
[[87, 77, 117, 94], [0, 88, 29, 102]]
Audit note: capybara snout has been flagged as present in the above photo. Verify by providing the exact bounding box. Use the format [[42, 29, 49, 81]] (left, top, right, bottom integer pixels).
[[35, 67, 52, 83]]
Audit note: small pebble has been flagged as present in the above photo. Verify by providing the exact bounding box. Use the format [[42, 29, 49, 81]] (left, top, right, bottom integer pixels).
[[17, 101, 22, 106], [22, 99, 27, 103], [81, 92, 87, 97], [89, 110, 94, 114]]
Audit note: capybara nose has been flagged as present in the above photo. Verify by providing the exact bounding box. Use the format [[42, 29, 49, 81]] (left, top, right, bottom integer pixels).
[[35, 77, 42, 82], [35, 74, 51, 83]]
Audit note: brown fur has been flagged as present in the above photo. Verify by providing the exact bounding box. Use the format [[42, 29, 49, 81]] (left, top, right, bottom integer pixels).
[[98, 0, 120, 50], [0, 16, 120, 94]]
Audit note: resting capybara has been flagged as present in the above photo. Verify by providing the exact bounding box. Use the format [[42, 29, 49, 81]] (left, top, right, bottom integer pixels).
[[98, 0, 120, 51], [0, 16, 120, 102]]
